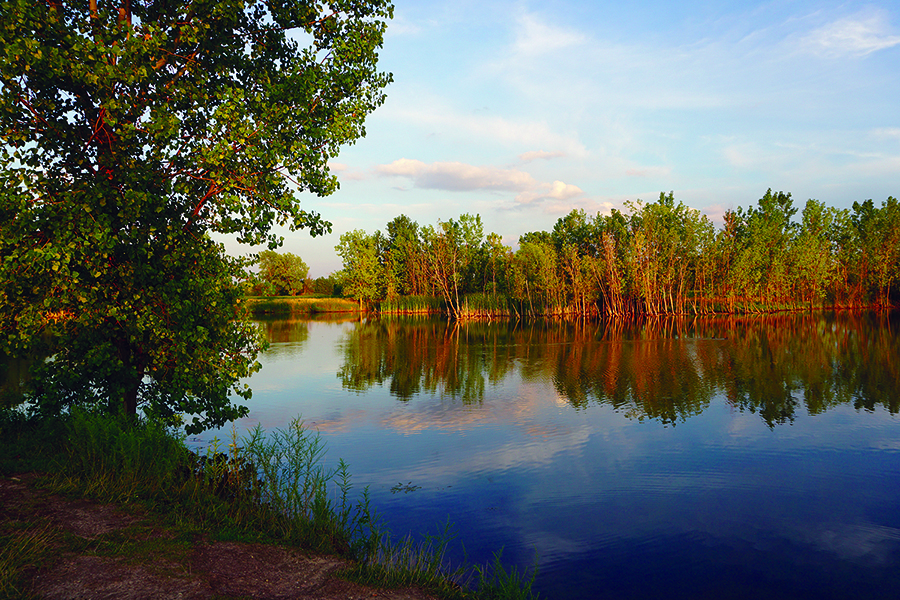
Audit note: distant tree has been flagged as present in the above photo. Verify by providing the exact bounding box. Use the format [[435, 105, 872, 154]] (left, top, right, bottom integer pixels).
[[309, 275, 342, 296], [421, 214, 485, 316], [335, 230, 381, 307], [793, 199, 838, 306], [509, 240, 563, 315], [850, 197, 900, 306], [257, 251, 309, 296], [384, 214, 422, 296]]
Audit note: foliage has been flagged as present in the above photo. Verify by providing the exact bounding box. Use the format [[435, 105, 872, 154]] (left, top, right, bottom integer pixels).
[[0, 0, 393, 429], [383, 214, 424, 297], [335, 229, 382, 306], [379, 295, 444, 314], [257, 250, 310, 296], [245, 296, 360, 317], [308, 274, 344, 296], [334, 191, 900, 318], [421, 214, 487, 317]]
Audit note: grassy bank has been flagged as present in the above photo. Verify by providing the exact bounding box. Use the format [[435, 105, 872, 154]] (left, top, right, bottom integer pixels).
[[244, 296, 364, 317], [0, 408, 538, 600]]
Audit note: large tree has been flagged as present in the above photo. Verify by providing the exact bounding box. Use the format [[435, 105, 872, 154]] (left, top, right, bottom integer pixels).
[[334, 229, 380, 307], [0, 0, 393, 431], [257, 250, 309, 296]]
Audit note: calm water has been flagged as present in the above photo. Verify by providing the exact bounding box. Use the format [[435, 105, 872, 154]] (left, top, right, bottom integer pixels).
[[195, 312, 900, 600]]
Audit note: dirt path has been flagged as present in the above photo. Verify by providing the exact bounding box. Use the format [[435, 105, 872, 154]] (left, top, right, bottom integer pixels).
[[1, 474, 438, 600]]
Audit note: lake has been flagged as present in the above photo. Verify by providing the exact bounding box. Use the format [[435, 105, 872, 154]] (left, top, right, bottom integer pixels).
[[193, 311, 900, 600]]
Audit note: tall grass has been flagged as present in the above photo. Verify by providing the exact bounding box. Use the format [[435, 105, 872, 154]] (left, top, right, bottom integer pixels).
[[345, 517, 468, 594], [245, 296, 361, 317], [0, 524, 57, 600], [235, 420, 378, 555], [455, 294, 511, 319], [472, 551, 540, 600], [379, 295, 443, 314], [59, 409, 188, 502], [51, 412, 372, 555]]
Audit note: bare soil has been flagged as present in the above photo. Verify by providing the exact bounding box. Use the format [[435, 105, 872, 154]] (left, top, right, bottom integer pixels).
[[1, 473, 438, 600]]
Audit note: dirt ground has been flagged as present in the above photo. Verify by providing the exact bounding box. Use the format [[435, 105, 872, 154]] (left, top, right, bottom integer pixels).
[[1, 473, 438, 600]]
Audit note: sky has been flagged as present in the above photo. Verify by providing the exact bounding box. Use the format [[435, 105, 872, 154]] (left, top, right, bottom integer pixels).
[[237, 0, 900, 277]]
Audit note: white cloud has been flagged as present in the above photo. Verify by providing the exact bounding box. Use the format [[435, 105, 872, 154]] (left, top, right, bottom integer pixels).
[[378, 94, 587, 158], [801, 12, 900, 58], [328, 161, 365, 181], [377, 159, 537, 192], [871, 128, 900, 140], [515, 180, 584, 206], [519, 150, 566, 163], [376, 159, 588, 215], [541, 197, 617, 220], [626, 166, 673, 178], [513, 13, 586, 57], [700, 203, 730, 227]]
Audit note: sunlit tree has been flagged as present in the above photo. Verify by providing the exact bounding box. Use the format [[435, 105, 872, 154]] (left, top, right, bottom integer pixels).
[[0, 0, 393, 430]]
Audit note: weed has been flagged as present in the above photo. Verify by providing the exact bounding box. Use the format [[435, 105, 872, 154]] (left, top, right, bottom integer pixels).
[[345, 518, 468, 595], [0, 523, 57, 600], [472, 551, 540, 600]]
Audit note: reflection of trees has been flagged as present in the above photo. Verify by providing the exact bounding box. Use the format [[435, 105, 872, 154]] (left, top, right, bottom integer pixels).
[[508, 319, 714, 424], [258, 318, 310, 356], [334, 313, 900, 426], [337, 318, 493, 403], [707, 312, 900, 425]]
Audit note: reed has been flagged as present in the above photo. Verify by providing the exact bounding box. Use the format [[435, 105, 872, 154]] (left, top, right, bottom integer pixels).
[[379, 295, 443, 314], [245, 296, 361, 317]]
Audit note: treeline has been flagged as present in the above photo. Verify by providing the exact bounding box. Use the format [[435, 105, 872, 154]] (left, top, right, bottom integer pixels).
[[335, 190, 900, 317]]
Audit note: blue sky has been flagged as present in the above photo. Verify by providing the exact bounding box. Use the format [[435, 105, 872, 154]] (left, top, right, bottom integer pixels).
[[253, 0, 900, 277]]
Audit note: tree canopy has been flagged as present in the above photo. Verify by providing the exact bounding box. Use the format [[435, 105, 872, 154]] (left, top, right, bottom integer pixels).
[[257, 250, 309, 296], [0, 0, 393, 431], [335, 191, 900, 318]]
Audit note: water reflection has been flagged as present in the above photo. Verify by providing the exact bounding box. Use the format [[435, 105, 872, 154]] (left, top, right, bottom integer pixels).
[[233, 312, 900, 600], [256, 318, 311, 357], [337, 318, 490, 403], [336, 312, 900, 427]]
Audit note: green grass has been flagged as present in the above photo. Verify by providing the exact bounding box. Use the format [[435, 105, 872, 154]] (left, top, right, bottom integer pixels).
[[471, 551, 540, 600], [244, 296, 361, 317], [0, 522, 57, 600], [456, 294, 511, 317], [344, 518, 468, 594], [0, 407, 540, 599], [379, 295, 444, 314]]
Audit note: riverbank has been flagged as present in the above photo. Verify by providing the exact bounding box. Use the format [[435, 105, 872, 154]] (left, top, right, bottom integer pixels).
[[0, 472, 438, 600], [0, 409, 538, 600]]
